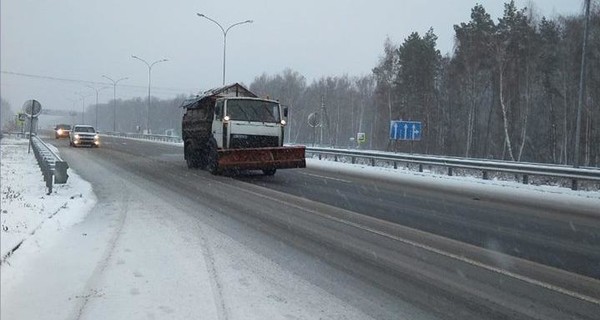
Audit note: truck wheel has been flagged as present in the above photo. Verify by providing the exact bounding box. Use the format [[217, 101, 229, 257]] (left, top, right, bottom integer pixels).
[[263, 168, 276, 176], [185, 142, 201, 169], [206, 141, 220, 175]]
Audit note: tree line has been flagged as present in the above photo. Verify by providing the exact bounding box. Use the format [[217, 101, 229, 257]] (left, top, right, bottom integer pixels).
[[2, 1, 597, 166], [252, 1, 600, 166]]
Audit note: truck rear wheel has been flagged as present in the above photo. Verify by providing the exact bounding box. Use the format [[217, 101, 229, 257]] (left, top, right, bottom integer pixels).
[[262, 168, 276, 176], [185, 142, 201, 169]]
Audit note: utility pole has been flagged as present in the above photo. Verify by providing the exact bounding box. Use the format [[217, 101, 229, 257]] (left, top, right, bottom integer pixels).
[[574, 0, 591, 169]]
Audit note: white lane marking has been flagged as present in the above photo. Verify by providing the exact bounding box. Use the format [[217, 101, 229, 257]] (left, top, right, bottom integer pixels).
[[298, 172, 352, 183], [214, 176, 600, 306]]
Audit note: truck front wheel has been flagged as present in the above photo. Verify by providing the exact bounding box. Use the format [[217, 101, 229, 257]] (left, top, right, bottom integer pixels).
[[206, 140, 221, 175]]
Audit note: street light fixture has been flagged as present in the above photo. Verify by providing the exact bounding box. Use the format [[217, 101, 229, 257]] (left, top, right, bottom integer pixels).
[[196, 13, 253, 85], [86, 85, 110, 130], [131, 55, 168, 134], [102, 75, 128, 132]]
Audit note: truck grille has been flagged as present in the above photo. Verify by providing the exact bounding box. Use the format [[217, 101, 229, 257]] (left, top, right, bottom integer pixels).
[[229, 135, 278, 149]]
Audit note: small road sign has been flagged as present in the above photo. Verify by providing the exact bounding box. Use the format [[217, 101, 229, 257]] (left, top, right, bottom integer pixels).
[[23, 100, 42, 117], [357, 132, 366, 143], [390, 120, 422, 141]]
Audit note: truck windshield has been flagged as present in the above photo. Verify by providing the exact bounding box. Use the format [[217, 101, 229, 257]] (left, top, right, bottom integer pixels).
[[226, 100, 280, 123]]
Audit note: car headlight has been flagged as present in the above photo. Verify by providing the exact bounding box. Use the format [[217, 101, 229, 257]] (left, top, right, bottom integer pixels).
[[57, 129, 63, 135], [74, 134, 80, 139], [94, 134, 99, 140]]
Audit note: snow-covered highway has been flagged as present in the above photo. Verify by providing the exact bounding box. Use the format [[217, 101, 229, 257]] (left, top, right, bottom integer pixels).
[[2, 134, 599, 320]]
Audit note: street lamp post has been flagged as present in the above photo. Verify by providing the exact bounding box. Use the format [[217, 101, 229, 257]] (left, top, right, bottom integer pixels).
[[86, 85, 110, 130], [196, 13, 253, 85], [131, 55, 168, 134], [75, 92, 91, 124], [102, 75, 128, 132]]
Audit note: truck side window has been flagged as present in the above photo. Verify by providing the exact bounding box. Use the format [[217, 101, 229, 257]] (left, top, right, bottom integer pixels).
[[215, 101, 224, 120]]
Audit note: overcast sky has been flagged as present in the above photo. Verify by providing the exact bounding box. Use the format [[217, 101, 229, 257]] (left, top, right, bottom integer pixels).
[[1, 0, 582, 113]]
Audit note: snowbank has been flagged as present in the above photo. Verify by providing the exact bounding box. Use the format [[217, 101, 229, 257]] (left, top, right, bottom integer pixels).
[[307, 158, 600, 217], [1, 137, 96, 261]]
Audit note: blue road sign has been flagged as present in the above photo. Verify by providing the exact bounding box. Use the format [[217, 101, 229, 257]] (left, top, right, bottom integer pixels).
[[390, 120, 422, 141]]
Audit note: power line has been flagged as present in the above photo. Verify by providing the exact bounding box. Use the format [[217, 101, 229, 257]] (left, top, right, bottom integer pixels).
[[1, 70, 198, 94]]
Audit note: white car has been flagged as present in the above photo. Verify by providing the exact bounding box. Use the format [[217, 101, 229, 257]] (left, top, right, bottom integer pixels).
[[69, 125, 100, 147]]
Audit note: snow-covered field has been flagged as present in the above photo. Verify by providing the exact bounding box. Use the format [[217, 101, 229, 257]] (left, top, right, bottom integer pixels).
[[1, 137, 96, 261]]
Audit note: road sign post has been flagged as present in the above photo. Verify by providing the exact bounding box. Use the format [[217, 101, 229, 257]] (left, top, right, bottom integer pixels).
[[22, 100, 42, 154]]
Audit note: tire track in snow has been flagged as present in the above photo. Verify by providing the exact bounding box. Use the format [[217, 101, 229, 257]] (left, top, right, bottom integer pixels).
[[71, 189, 130, 320], [196, 222, 229, 320]]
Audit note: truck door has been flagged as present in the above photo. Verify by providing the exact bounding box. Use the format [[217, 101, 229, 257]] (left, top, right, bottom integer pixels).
[[212, 100, 225, 148]]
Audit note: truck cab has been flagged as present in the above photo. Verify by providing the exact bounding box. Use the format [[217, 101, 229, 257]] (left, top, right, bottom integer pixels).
[[213, 97, 286, 149], [182, 83, 304, 175]]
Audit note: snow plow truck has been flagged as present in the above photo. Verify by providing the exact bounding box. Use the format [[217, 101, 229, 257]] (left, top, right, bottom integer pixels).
[[182, 83, 306, 175]]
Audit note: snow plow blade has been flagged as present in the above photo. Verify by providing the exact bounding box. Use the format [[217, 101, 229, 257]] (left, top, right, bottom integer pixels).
[[217, 146, 306, 171]]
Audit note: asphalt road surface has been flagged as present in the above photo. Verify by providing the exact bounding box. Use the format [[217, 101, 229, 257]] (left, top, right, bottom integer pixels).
[[48, 135, 600, 320]]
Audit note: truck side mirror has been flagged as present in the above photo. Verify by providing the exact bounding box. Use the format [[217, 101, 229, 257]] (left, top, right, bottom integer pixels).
[[283, 107, 288, 118]]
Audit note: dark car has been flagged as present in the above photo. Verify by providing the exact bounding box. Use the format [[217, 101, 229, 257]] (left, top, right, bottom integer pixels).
[[55, 124, 71, 139]]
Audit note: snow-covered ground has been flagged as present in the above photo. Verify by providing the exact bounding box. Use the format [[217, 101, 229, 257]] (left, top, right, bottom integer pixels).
[[1, 137, 96, 261], [307, 158, 600, 217], [1, 136, 413, 320], [1, 134, 598, 320]]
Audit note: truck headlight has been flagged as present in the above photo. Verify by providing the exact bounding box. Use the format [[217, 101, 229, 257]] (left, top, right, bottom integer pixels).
[[94, 134, 99, 140], [74, 134, 80, 139], [223, 115, 230, 122], [57, 129, 63, 135], [280, 119, 286, 126]]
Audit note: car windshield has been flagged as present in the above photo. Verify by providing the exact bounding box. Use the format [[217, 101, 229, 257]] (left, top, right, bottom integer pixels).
[[56, 125, 70, 130], [74, 127, 95, 133], [226, 99, 280, 123]]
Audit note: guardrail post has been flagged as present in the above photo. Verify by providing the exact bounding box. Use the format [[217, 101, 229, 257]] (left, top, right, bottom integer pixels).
[[318, 154, 322, 160], [393, 161, 397, 169], [371, 158, 375, 167], [419, 164, 423, 172], [522, 175, 529, 185], [54, 161, 69, 184], [334, 154, 338, 162], [483, 171, 489, 180], [448, 167, 453, 176], [351, 156, 356, 164], [571, 179, 578, 191]]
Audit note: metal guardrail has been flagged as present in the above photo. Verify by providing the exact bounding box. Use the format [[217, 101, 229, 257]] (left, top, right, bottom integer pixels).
[[306, 147, 600, 190], [102, 131, 183, 143], [30, 135, 69, 194], [99, 132, 599, 190]]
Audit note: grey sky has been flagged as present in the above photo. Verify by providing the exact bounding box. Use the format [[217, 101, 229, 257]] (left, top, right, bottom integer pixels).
[[1, 0, 581, 113]]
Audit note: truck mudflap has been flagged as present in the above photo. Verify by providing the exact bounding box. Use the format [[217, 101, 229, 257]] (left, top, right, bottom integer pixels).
[[217, 146, 306, 170]]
